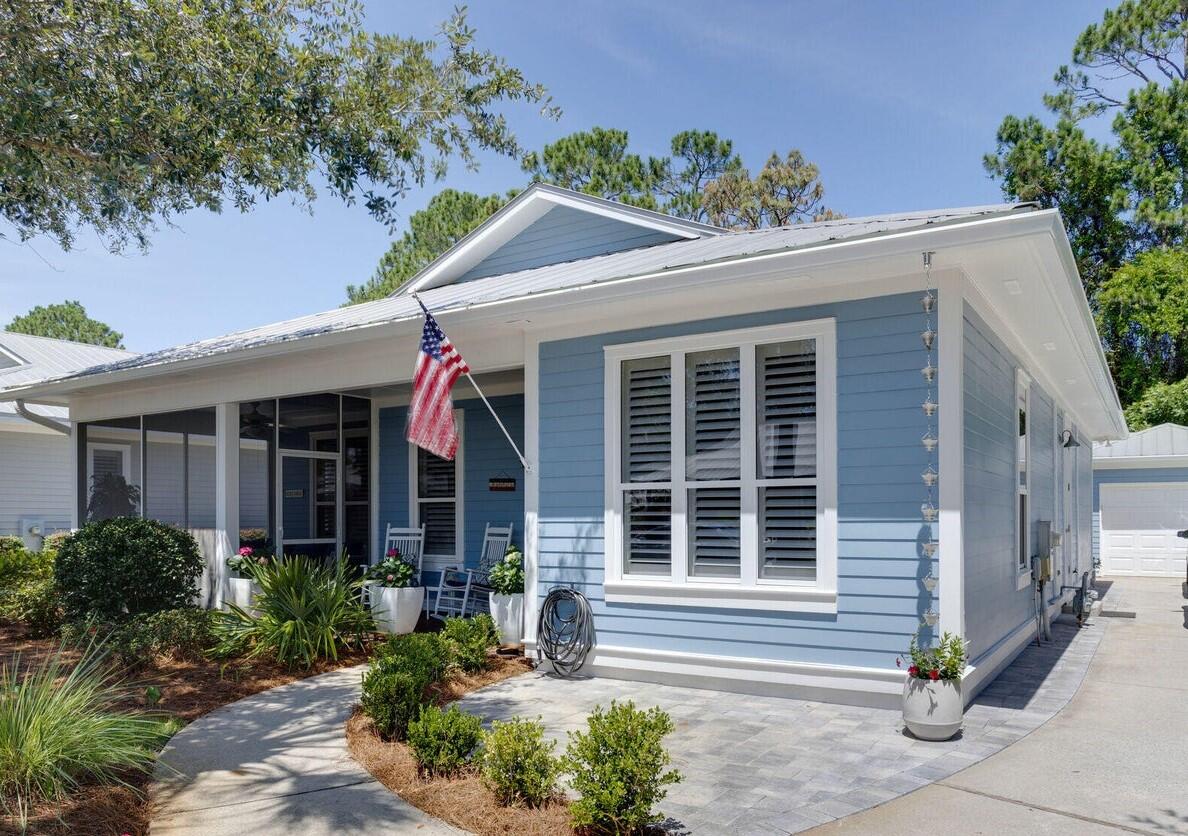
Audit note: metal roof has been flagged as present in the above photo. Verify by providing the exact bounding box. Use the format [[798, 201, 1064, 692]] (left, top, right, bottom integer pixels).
[[0, 202, 1032, 394], [1094, 423, 1188, 460], [0, 332, 136, 417]]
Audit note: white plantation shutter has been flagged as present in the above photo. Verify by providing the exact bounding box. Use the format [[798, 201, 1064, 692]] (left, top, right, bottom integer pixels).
[[760, 485, 816, 580], [92, 448, 124, 479], [685, 349, 741, 480], [757, 340, 816, 478], [687, 487, 741, 577], [624, 490, 671, 575], [621, 357, 672, 483]]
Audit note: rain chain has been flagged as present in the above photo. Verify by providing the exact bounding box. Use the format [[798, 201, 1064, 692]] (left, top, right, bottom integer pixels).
[[920, 252, 939, 629]]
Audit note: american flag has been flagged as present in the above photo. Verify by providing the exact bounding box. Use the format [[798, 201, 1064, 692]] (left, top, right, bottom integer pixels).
[[406, 307, 469, 460]]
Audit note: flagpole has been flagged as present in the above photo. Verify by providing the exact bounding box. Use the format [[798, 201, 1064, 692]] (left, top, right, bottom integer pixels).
[[410, 292, 532, 473]]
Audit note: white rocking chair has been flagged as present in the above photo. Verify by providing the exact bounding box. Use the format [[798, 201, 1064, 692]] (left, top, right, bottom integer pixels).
[[433, 523, 514, 619], [377, 523, 426, 608]]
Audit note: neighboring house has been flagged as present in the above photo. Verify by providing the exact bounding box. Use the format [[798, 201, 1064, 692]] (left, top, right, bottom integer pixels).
[[0, 183, 1125, 707], [1093, 423, 1188, 578], [0, 331, 136, 546]]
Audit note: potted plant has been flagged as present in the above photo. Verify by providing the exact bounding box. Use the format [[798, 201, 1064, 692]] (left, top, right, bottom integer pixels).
[[898, 631, 968, 740], [487, 546, 525, 645], [225, 546, 270, 614], [364, 549, 423, 634]]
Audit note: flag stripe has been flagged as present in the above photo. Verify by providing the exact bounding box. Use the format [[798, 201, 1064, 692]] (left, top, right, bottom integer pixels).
[[406, 310, 468, 461]]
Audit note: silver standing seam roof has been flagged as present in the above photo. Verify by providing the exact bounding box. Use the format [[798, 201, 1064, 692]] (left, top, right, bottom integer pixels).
[[0, 332, 136, 418], [0, 203, 1033, 393], [1094, 423, 1188, 460]]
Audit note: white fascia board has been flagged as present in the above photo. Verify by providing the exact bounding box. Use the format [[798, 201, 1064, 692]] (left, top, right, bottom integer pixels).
[[5, 209, 1112, 426], [403, 184, 717, 295], [1093, 455, 1188, 470]]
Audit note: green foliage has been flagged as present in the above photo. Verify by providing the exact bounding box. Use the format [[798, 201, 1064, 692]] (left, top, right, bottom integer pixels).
[[902, 631, 968, 681], [407, 704, 483, 777], [54, 518, 202, 621], [212, 556, 372, 669], [480, 717, 560, 808], [0, 2, 555, 253], [364, 552, 419, 588], [1124, 377, 1188, 429], [562, 700, 681, 835], [523, 127, 660, 208], [376, 631, 451, 683], [487, 547, 525, 596], [441, 614, 498, 673], [5, 301, 124, 348], [40, 532, 71, 558], [86, 475, 141, 521], [0, 644, 170, 830], [702, 150, 839, 229], [346, 189, 511, 301], [1097, 248, 1188, 402], [0, 577, 62, 638], [62, 609, 217, 669], [0, 542, 52, 591]]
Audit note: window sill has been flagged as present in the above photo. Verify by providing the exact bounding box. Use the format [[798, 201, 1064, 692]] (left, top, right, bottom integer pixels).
[[604, 581, 838, 613], [1016, 570, 1033, 591]]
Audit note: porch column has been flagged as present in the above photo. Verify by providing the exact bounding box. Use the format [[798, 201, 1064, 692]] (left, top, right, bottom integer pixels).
[[523, 333, 541, 647], [213, 402, 239, 610], [937, 272, 965, 640]]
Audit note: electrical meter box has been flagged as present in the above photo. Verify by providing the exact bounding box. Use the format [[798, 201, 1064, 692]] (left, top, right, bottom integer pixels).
[[1035, 521, 1054, 581]]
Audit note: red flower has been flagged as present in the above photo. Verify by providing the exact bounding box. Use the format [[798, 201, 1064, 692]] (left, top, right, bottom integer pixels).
[[929, 669, 940, 681], [907, 665, 919, 677]]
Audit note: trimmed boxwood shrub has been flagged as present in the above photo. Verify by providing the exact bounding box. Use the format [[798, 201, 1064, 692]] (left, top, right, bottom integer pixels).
[[54, 518, 204, 620], [62, 608, 216, 668], [407, 704, 483, 777], [0, 576, 62, 637], [480, 717, 560, 808], [441, 613, 498, 673]]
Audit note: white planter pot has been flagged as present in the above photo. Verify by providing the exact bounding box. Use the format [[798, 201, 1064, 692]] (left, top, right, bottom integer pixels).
[[902, 676, 963, 741], [370, 585, 424, 635], [489, 592, 524, 645], [225, 577, 261, 616]]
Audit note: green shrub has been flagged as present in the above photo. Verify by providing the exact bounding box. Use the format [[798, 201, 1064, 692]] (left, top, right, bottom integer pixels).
[[0, 644, 172, 830], [0, 577, 62, 638], [377, 632, 450, 682], [360, 663, 430, 741], [441, 613, 498, 673], [487, 546, 525, 596], [213, 555, 373, 668], [562, 701, 681, 834], [40, 531, 72, 558], [63, 609, 216, 668], [0, 543, 52, 591], [407, 704, 483, 777], [54, 518, 203, 620], [480, 717, 559, 808]]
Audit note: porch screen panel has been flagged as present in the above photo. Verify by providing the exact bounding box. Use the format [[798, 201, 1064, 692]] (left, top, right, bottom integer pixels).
[[342, 396, 371, 563], [239, 400, 275, 550], [80, 416, 142, 522]]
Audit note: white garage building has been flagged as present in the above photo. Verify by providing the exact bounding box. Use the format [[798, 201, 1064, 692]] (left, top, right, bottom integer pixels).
[[1093, 423, 1188, 578]]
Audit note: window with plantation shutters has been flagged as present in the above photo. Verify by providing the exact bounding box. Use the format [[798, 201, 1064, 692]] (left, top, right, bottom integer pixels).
[[606, 320, 837, 609], [412, 411, 463, 567]]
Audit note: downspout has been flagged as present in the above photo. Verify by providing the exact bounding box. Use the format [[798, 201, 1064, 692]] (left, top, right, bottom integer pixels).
[[13, 400, 71, 435]]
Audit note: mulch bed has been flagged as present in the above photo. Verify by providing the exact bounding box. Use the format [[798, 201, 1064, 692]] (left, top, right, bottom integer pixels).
[[0, 622, 373, 836], [345, 652, 577, 836]]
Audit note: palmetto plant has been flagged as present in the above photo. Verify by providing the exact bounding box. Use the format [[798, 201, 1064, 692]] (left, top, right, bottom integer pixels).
[[0, 644, 171, 832], [213, 555, 374, 669]]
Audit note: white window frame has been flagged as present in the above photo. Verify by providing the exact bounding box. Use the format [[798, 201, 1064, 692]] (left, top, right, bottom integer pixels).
[[603, 319, 838, 613], [1015, 369, 1032, 589], [87, 442, 132, 488], [408, 409, 465, 571]]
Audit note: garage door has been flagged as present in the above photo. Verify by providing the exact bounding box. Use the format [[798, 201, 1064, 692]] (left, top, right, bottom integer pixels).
[[1100, 483, 1188, 577]]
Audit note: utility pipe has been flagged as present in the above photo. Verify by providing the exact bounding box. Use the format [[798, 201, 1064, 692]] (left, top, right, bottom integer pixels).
[[13, 400, 70, 435]]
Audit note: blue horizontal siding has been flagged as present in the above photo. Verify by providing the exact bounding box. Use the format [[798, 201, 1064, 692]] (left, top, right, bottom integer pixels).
[[376, 395, 524, 576], [457, 205, 680, 282], [537, 292, 935, 671]]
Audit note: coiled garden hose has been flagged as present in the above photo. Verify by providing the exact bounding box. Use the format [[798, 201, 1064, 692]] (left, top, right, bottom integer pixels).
[[536, 587, 595, 677]]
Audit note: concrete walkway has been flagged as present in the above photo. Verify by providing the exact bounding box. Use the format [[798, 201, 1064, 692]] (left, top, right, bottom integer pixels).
[[811, 576, 1188, 835], [150, 665, 460, 835]]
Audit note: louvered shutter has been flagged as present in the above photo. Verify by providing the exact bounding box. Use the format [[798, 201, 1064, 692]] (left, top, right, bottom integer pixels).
[[418, 448, 456, 556], [759, 485, 816, 580], [419, 449, 456, 497], [92, 448, 124, 479], [419, 501, 456, 556], [621, 357, 672, 483], [687, 487, 741, 577], [624, 489, 671, 575], [757, 340, 815, 478], [685, 349, 741, 480]]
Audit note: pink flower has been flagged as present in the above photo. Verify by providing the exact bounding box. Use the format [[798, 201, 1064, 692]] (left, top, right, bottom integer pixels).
[[238, 546, 254, 556], [386, 548, 400, 558], [386, 574, 395, 581]]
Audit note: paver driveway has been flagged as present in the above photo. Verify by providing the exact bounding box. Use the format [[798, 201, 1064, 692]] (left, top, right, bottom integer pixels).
[[457, 615, 1102, 834]]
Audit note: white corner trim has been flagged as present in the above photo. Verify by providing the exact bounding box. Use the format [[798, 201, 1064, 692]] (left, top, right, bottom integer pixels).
[[522, 332, 541, 645], [603, 580, 838, 613], [939, 274, 965, 639]]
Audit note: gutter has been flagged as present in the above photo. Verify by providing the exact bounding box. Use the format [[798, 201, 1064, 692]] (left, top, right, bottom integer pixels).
[[14, 400, 70, 435]]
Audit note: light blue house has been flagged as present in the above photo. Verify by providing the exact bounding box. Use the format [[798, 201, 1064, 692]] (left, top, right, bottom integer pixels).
[[0, 184, 1125, 707], [1093, 423, 1188, 578]]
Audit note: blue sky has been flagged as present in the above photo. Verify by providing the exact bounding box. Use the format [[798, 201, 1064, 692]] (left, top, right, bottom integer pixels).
[[0, 0, 1114, 353]]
